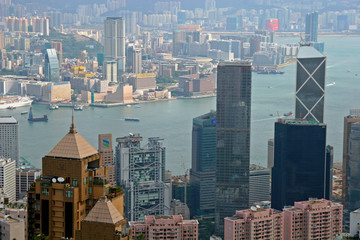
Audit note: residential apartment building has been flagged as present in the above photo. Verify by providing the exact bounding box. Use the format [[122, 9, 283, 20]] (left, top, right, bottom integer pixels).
[[0, 158, 16, 202], [16, 167, 41, 200], [0, 116, 19, 167], [130, 215, 198, 240], [224, 199, 342, 240]]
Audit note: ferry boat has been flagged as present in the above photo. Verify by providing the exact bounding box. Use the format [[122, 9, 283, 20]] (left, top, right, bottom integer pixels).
[[49, 104, 59, 110], [21, 111, 28, 115], [0, 96, 33, 109], [283, 112, 293, 117], [74, 105, 83, 111], [125, 118, 140, 122]]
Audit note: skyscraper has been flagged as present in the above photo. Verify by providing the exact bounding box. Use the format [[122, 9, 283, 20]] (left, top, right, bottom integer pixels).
[[343, 111, 360, 210], [132, 48, 142, 74], [190, 111, 216, 218], [215, 62, 252, 235], [271, 119, 331, 210], [115, 134, 170, 221], [44, 48, 60, 82], [346, 122, 360, 213], [104, 17, 126, 74], [98, 134, 115, 187], [0, 116, 19, 167], [295, 45, 326, 123], [305, 12, 318, 42]]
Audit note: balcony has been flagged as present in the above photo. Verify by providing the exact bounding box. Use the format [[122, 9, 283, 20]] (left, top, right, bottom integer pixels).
[[106, 187, 123, 199]]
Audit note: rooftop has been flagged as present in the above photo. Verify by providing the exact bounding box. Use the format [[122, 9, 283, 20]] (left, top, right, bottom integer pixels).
[[47, 118, 98, 159], [297, 46, 325, 59], [218, 61, 251, 66], [0, 116, 17, 124], [83, 197, 124, 224]]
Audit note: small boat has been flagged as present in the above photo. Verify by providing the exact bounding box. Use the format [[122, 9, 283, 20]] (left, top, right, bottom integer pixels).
[[283, 112, 293, 117], [269, 114, 274, 117], [7, 106, 16, 110], [74, 105, 83, 111], [126, 105, 132, 107], [21, 111, 28, 115], [49, 104, 59, 110], [326, 82, 335, 87], [125, 118, 140, 122]]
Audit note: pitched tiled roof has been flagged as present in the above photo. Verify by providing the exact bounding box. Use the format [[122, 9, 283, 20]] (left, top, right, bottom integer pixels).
[[47, 121, 98, 159], [83, 197, 124, 224]]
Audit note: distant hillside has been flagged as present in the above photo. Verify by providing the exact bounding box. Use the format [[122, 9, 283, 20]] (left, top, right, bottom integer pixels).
[[40, 32, 103, 59]]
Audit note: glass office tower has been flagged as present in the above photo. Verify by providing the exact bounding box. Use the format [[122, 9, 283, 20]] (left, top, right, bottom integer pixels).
[[271, 120, 331, 211], [215, 62, 252, 235]]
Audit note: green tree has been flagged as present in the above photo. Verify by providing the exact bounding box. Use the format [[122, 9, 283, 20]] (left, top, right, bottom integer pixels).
[[135, 233, 145, 240], [33, 233, 46, 240]]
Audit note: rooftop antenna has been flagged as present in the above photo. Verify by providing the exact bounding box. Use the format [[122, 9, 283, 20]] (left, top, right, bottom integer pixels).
[[69, 103, 77, 134]]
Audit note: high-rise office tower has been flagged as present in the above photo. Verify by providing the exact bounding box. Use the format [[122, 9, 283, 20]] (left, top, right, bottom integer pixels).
[[104, 17, 126, 74], [0, 158, 16, 202], [295, 45, 326, 123], [345, 122, 360, 213], [343, 111, 360, 210], [190, 111, 216, 218], [215, 62, 252, 235], [98, 134, 115, 187], [132, 48, 142, 74], [115, 134, 170, 221], [271, 119, 331, 210], [27, 119, 122, 239], [0, 116, 19, 167], [44, 48, 60, 82], [305, 11, 318, 42]]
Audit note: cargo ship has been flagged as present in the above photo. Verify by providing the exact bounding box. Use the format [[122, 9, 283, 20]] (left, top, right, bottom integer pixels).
[[0, 96, 33, 109], [28, 107, 48, 122]]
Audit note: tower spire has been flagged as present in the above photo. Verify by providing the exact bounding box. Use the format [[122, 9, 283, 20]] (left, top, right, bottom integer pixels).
[[70, 107, 77, 134]]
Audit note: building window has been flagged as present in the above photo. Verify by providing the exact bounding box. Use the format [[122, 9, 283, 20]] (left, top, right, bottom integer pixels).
[[88, 187, 93, 195], [73, 178, 78, 187], [42, 188, 49, 195], [83, 177, 88, 185], [65, 191, 73, 198], [35, 203, 40, 210], [89, 176, 92, 184]]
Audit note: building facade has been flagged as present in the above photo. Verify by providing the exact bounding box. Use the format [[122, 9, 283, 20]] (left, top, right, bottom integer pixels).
[[0, 215, 25, 240], [190, 111, 216, 218], [44, 48, 60, 82], [0, 158, 16, 202], [283, 199, 342, 239], [249, 168, 270, 206], [104, 17, 126, 73], [295, 45, 326, 123], [216, 62, 252, 235], [16, 167, 41, 200], [224, 208, 283, 240], [343, 112, 360, 210], [115, 134, 170, 221], [271, 120, 331, 211], [27, 119, 124, 240], [130, 215, 198, 240], [0, 116, 19, 167], [75, 197, 130, 240], [224, 199, 342, 240], [98, 134, 116, 187], [305, 12, 318, 42]]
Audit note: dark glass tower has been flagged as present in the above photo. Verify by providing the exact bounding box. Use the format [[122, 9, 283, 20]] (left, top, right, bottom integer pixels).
[[347, 122, 360, 212], [271, 120, 331, 211], [215, 62, 252, 235], [190, 111, 216, 218], [305, 11, 318, 42], [295, 46, 326, 123]]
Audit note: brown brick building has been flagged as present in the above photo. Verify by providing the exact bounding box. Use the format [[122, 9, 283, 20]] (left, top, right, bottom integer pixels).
[[27, 118, 129, 240]]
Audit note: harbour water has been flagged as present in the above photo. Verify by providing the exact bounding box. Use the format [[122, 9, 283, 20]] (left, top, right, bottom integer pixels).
[[1, 37, 359, 175]]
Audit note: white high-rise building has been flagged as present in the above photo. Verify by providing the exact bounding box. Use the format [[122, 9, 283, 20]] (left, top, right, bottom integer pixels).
[[0, 158, 16, 202], [104, 17, 126, 75], [0, 117, 19, 167]]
